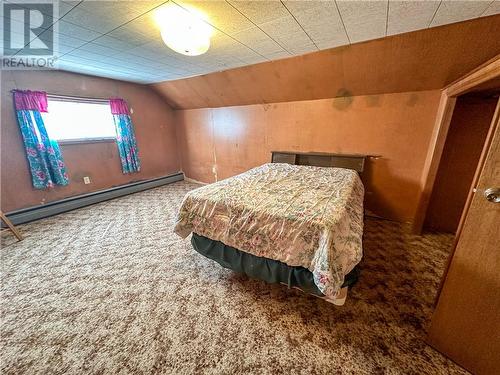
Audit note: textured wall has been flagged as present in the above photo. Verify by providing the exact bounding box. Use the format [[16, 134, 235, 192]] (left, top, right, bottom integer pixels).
[[175, 90, 442, 222], [1, 70, 180, 212]]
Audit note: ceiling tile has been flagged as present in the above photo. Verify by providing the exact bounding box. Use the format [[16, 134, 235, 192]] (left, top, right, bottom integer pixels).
[[76, 1, 164, 20], [281, 0, 324, 14], [264, 50, 292, 60], [208, 31, 263, 61], [77, 42, 122, 57], [231, 27, 286, 55], [59, 7, 125, 34], [125, 13, 161, 38], [125, 1, 167, 14], [56, 43, 75, 55], [57, 34, 89, 49], [92, 36, 137, 52], [57, 20, 103, 41], [284, 1, 348, 49], [482, 0, 500, 16], [107, 25, 153, 47], [387, 1, 440, 35], [259, 15, 317, 55], [106, 53, 152, 69], [175, 0, 254, 34], [241, 55, 267, 65], [337, 0, 388, 43], [228, 0, 289, 24], [66, 49, 113, 63], [58, 1, 78, 18], [430, 0, 491, 27]]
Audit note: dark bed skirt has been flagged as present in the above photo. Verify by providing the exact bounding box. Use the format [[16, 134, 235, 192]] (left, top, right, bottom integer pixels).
[[191, 233, 360, 297]]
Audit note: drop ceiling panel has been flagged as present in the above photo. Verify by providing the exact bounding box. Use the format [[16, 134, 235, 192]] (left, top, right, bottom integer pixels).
[[387, 1, 441, 35], [58, 57, 130, 76], [92, 36, 137, 53], [77, 42, 120, 57], [230, 27, 286, 56], [107, 26, 153, 47], [75, 0, 163, 21], [337, 0, 388, 43], [66, 49, 113, 63], [258, 15, 317, 55], [58, 34, 89, 50], [176, 0, 254, 34], [483, 1, 500, 16], [283, 1, 348, 49], [57, 20, 103, 42], [57, 7, 124, 34], [125, 14, 161, 38], [430, 0, 491, 27], [228, 1, 289, 25], [265, 50, 292, 60], [3, 0, 499, 84]]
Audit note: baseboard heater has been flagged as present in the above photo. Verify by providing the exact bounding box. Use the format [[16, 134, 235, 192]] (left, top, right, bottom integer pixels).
[[4, 172, 184, 226]]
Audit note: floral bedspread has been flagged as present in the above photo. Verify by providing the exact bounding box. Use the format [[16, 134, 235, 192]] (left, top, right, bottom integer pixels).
[[174, 163, 364, 299]]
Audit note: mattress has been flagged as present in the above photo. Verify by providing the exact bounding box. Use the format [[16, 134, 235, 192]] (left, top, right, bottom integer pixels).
[[174, 163, 364, 299]]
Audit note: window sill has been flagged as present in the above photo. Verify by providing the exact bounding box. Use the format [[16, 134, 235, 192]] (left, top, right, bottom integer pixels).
[[58, 138, 116, 145]]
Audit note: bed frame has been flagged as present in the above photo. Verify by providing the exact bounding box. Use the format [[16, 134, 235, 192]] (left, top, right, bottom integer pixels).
[[271, 151, 366, 173], [271, 151, 367, 305]]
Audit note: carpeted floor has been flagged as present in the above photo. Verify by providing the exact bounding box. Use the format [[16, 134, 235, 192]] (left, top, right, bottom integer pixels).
[[1, 181, 468, 374]]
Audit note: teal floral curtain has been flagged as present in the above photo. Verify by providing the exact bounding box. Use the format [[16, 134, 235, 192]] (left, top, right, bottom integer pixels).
[[109, 98, 140, 173], [13, 90, 69, 189]]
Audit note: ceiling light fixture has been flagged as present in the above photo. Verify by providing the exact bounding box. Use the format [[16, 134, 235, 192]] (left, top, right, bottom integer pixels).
[[154, 4, 213, 56]]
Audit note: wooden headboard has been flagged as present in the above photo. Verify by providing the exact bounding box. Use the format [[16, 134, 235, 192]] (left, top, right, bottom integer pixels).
[[271, 151, 366, 173]]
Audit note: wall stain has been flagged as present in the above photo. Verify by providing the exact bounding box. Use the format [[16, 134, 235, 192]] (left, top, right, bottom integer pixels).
[[406, 93, 419, 107], [332, 88, 353, 110], [365, 95, 382, 107]]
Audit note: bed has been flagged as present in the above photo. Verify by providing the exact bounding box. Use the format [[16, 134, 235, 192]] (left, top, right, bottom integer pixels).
[[174, 152, 365, 305]]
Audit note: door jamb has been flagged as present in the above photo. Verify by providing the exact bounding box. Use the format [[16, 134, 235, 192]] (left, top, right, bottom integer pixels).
[[412, 54, 500, 235]]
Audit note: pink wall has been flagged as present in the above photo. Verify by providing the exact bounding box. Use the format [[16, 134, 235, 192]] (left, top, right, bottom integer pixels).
[[1, 70, 180, 212]]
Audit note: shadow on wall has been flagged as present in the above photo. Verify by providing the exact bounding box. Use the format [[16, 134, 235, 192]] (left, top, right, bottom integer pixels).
[[362, 157, 421, 222]]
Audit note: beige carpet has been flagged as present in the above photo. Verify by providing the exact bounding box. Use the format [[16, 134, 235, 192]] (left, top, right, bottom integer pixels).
[[1, 181, 468, 374]]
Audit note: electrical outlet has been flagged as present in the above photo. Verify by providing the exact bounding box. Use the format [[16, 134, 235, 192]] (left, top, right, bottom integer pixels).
[[83, 176, 91, 184]]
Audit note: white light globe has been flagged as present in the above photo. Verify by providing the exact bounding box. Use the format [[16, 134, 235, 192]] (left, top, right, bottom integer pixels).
[[155, 5, 212, 56]]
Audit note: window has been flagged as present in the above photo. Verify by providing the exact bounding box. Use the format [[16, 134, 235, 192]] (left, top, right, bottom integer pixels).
[[42, 98, 116, 142]]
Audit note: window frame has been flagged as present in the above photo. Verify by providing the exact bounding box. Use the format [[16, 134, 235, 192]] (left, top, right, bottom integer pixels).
[[43, 95, 117, 145]]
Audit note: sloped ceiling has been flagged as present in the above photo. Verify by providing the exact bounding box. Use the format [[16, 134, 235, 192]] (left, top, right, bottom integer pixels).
[[2, 0, 499, 84], [151, 15, 500, 109]]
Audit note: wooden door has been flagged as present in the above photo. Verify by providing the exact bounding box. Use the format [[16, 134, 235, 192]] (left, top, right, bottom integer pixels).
[[427, 99, 500, 374]]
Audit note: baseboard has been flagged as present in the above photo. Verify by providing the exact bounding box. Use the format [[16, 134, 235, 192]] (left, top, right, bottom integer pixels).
[[183, 176, 208, 185], [4, 172, 184, 226]]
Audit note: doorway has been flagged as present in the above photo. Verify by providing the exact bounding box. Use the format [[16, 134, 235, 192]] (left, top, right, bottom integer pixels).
[[423, 90, 499, 233]]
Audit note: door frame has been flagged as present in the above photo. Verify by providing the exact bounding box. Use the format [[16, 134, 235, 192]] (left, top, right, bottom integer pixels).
[[412, 54, 500, 234]]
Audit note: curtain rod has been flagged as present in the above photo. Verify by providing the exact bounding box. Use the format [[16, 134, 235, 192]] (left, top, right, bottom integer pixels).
[[10, 90, 112, 102], [47, 93, 110, 102]]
